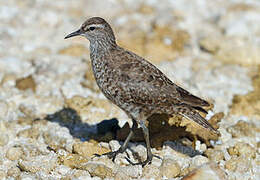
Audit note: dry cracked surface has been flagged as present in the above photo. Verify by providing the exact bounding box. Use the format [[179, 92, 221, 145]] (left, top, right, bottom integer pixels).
[[0, 0, 259, 179]]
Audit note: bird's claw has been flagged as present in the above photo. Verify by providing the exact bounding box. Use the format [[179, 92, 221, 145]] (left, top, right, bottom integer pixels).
[[125, 154, 161, 167], [94, 149, 122, 162]]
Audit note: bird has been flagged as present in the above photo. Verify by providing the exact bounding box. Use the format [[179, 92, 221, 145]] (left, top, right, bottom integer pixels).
[[65, 17, 218, 166]]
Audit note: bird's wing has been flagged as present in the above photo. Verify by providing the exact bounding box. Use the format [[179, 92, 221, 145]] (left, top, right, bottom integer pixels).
[[110, 48, 209, 109], [175, 86, 210, 107]]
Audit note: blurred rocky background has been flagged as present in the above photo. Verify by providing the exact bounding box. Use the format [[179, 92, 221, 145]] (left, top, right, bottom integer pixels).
[[0, 0, 259, 179]]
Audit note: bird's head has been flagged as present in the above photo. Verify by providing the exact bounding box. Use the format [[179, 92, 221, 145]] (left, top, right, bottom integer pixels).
[[65, 17, 115, 43]]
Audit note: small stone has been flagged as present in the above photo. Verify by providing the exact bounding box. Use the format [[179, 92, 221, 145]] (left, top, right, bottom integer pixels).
[[227, 120, 256, 137], [200, 143, 207, 152], [142, 164, 161, 179], [0, 133, 9, 146], [7, 166, 21, 177], [183, 163, 227, 180], [114, 170, 130, 180], [79, 162, 114, 179], [19, 172, 37, 179], [18, 154, 57, 173], [205, 148, 224, 162], [17, 127, 40, 139], [72, 169, 91, 178], [131, 144, 147, 161], [73, 141, 110, 158], [116, 165, 142, 179], [160, 158, 181, 178], [1, 73, 17, 85], [18, 104, 37, 119], [225, 156, 252, 173], [0, 170, 6, 179], [17, 116, 34, 126], [227, 142, 256, 158], [54, 165, 71, 176], [6, 147, 23, 161], [108, 140, 121, 152], [15, 75, 36, 92], [0, 100, 8, 119], [191, 155, 209, 167], [59, 153, 89, 169], [179, 167, 193, 177], [42, 122, 74, 152], [199, 36, 220, 53]]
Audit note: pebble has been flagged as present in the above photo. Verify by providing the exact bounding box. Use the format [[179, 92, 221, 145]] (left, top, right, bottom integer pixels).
[[54, 165, 71, 176], [0, 133, 9, 146], [7, 166, 21, 178], [225, 156, 252, 173], [6, 146, 23, 161], [0, 170, 6, 179], [183, 163, 227, 180], [227, 142, 256, 159], [108, 140, 121, 152], [205, 148, 224, 162], [79, 162, 114, 179], [116, 165, 142, 178], [72, 169, 91, 178], [18, 172, 37, 180], [18, 153, 57, 173], [0, 100, 8, 119], [59, 153, 89, 169], [73, 141, 110, 158], [191, 155, 209, 167], [142, 164, 161, 179], [160, 157, 181, 178]]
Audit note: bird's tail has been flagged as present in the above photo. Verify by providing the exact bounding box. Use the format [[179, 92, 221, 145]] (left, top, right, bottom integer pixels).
[[176, 105, 219, 134]]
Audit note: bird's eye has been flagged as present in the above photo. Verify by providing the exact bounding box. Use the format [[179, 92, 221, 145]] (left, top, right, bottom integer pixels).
[[89, 27, 95, 31]]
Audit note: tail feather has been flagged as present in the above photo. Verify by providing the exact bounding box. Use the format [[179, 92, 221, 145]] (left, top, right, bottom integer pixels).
[[192, 106, 208, 114], [177, 106, 218, 133]]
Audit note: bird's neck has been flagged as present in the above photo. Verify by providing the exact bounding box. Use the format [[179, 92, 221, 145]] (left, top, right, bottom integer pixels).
[[89, 37, 116, 58]]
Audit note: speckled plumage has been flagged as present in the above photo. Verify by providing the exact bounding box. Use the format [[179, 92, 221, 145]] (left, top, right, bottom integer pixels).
[[65, 17, 218, 166]]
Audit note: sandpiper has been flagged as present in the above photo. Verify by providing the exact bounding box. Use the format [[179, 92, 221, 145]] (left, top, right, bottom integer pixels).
[[65, 17, 218, 166]]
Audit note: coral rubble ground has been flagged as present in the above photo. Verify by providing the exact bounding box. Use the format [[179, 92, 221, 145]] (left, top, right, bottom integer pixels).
[[0, 0, 259, 179]]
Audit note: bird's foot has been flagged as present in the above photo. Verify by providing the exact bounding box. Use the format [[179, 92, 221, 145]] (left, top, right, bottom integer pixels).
[[94, 148, 123, 162], [125, 153, 161, 167]]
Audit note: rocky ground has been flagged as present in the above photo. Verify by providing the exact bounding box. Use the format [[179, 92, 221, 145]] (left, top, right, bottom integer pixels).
[[0, 0, 259, 179]]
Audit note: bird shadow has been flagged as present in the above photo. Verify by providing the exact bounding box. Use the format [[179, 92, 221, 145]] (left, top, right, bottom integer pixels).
[[44, 107, 120, 142], [44, 107, 202, 157]]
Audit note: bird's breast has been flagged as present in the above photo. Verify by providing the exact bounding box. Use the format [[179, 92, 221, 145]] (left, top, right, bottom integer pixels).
[[91, 57, 121, 101]]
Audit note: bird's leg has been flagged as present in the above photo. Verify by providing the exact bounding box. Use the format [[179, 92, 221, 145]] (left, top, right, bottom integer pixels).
[[94, 120, 137, 161], [126, 120, 161, 166]]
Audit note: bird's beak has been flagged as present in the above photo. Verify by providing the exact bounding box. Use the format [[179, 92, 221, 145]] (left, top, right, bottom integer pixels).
[[64, 29, 82, 39]]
